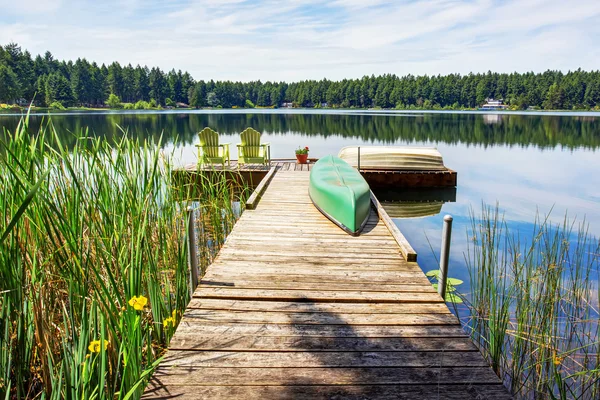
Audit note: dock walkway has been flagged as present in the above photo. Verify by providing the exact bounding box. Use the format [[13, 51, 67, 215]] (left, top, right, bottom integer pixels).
[[144, 169, 509, 399]]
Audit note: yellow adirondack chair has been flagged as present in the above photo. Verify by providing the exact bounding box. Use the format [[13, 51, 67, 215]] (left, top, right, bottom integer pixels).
[[195, 127, 230, 167], [237, 128, 271, 165]]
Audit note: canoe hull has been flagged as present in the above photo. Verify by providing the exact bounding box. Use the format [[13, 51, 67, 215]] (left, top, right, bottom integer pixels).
[[309, 155, 371, 236], [338, 146, 446, 171]]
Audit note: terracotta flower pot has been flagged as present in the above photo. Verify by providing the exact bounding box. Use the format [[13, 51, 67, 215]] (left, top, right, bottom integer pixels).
[[296, 154, 308, 164]]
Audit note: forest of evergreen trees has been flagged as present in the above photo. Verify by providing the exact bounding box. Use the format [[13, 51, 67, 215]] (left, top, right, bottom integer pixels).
[[1, 43, 600, 110]]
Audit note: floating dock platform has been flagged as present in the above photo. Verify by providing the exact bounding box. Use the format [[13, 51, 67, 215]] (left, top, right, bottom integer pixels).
[[173, 159, 457, 189]]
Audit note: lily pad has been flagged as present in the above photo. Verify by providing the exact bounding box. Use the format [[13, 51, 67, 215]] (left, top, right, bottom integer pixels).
[[425, 269, 440, 278], [446, 277, 464, 286], [445, 293, 463, 303], [432, 283, 456, 292]]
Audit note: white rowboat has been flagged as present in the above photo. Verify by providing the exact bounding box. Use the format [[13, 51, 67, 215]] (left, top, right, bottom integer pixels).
[[338, 146, 446, 171]]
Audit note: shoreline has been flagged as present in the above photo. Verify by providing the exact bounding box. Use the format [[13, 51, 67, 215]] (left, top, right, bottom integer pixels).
[[1, 107, 600, 118]]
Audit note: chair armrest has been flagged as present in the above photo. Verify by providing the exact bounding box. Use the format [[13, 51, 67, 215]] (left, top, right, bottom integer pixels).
[[221, 142, 231, 145], [261, 142, 271, 146]]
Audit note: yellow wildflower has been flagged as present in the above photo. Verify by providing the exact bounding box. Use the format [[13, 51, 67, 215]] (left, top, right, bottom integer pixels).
[[163, 317, 176, 328], [88, 340, 109, 353], [553, 354, 563, 366], [128, 295, 148, 311]]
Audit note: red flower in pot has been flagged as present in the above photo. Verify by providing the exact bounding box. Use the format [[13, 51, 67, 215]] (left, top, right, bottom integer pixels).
[[295, 146, 309, 164]]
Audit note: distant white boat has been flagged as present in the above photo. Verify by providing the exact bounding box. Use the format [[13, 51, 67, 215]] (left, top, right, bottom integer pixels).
[[338, 146, 446, 171]]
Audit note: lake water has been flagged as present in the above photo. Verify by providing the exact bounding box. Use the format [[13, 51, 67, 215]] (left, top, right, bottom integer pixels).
[[1, 109, 599, 294]]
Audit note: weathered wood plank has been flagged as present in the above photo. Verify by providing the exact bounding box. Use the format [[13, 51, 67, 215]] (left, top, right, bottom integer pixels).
[[187, 299, 451, 313], [371, 190, 418, 262], [146, 366, 503, 385], [143, 384, 511, 400], [172, 322, 468, 337], [207, 258, 416, 269], [160, 350, 487, 368], [182, 310, 457, 325], [202, 270, 431, 285], [204, 265, 425, 276], [202, 271, 430, 285], [197, 280, 437, 293], [192, 288, 443, 304], [245, 166, 276, 210], [168, 335, 475, 352]]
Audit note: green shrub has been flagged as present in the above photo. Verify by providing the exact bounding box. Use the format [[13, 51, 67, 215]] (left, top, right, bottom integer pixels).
[[106, 93, 122, 109], [245, 99, 255, 108], [149, 99, 157, 108], [123, 103, 134, 110], [49, 101, 66, 110], [134, 100, 150, 110]]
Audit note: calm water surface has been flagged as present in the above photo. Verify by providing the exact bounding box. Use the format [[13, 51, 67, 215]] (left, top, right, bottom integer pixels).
[[1, 109, 599, 294]]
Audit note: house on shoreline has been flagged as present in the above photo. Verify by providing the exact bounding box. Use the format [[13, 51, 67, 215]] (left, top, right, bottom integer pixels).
[[479, 98, 508, 110]]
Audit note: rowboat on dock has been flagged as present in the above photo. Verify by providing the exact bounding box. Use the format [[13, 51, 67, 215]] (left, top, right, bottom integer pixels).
[[308, 155, 371, 236], [338, 146, 446, 170]]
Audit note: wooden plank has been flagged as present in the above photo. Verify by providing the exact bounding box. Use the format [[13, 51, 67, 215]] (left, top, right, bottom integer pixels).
[[201, 269, 428, 283], [202, 272, 430, 285], [216, 247, 402, 258], [160, 350, 487, 368], [146, 366, 503, 385], [182, 310, 457, 325], [143, 384, 511, 400], [245, 167, 276, 210], [192, 288, 443, 304], [197, 280, 436, 293], [202, 270, 430, 284], [208, 258, 415, 268], [187, 299, 451, 313], [371, 190, 418, 262], [209, 257, 413, 268], [168, 335, 475, 352], [224, 235, 399, 245], [172, 322, 468, 337]]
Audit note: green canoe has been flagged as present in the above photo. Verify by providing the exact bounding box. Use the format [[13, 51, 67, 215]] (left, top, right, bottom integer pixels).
[[309, 155, 371, 236]]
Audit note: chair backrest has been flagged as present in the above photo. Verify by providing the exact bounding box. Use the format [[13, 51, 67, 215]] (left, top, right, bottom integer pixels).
[[240, 128, 262, 158], [198, 127, 220, 158]]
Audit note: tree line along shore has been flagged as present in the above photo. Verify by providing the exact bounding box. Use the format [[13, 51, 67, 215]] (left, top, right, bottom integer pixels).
[[1, 43, 600, 112]]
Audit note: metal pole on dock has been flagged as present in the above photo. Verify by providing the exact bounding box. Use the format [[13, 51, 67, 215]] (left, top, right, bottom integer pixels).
[[438, 215, 453, 300], [357, 146, 361, 171], [187, 206, 199, 295]]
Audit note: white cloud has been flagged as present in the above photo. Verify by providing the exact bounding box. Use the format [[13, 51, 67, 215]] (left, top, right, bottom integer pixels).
[[1, 0, 599, 81]]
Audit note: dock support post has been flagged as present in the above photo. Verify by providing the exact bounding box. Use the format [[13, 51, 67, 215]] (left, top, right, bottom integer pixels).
[[438, 214, 453, 300], [357, 146, 361, 171], [187, 206, 199, 295]]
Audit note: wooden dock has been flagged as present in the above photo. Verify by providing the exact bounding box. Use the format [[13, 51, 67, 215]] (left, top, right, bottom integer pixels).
[[144, 168, 509, 399]]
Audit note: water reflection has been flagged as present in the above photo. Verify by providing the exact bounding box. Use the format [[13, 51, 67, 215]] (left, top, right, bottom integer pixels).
[[1, 111, 600, 150]]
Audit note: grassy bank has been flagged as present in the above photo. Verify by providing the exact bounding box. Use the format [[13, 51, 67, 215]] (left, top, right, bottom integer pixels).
[[0, 115, 246, 398], [464, 206, 600, 399]]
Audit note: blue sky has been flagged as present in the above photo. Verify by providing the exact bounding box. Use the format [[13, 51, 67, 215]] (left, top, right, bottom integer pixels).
[[1, 0, 599, 81]]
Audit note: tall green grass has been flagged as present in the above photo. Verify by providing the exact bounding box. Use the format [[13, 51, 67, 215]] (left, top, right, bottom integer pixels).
[[465, 205, 600, 399], [0, 115, 246, 399]]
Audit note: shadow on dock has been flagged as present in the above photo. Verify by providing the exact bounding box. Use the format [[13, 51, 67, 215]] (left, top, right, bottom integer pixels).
[[143, 299, 511, 399]]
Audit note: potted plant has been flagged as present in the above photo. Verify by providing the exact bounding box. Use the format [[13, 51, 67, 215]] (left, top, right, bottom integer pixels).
[[295, 146, 309, 164]]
